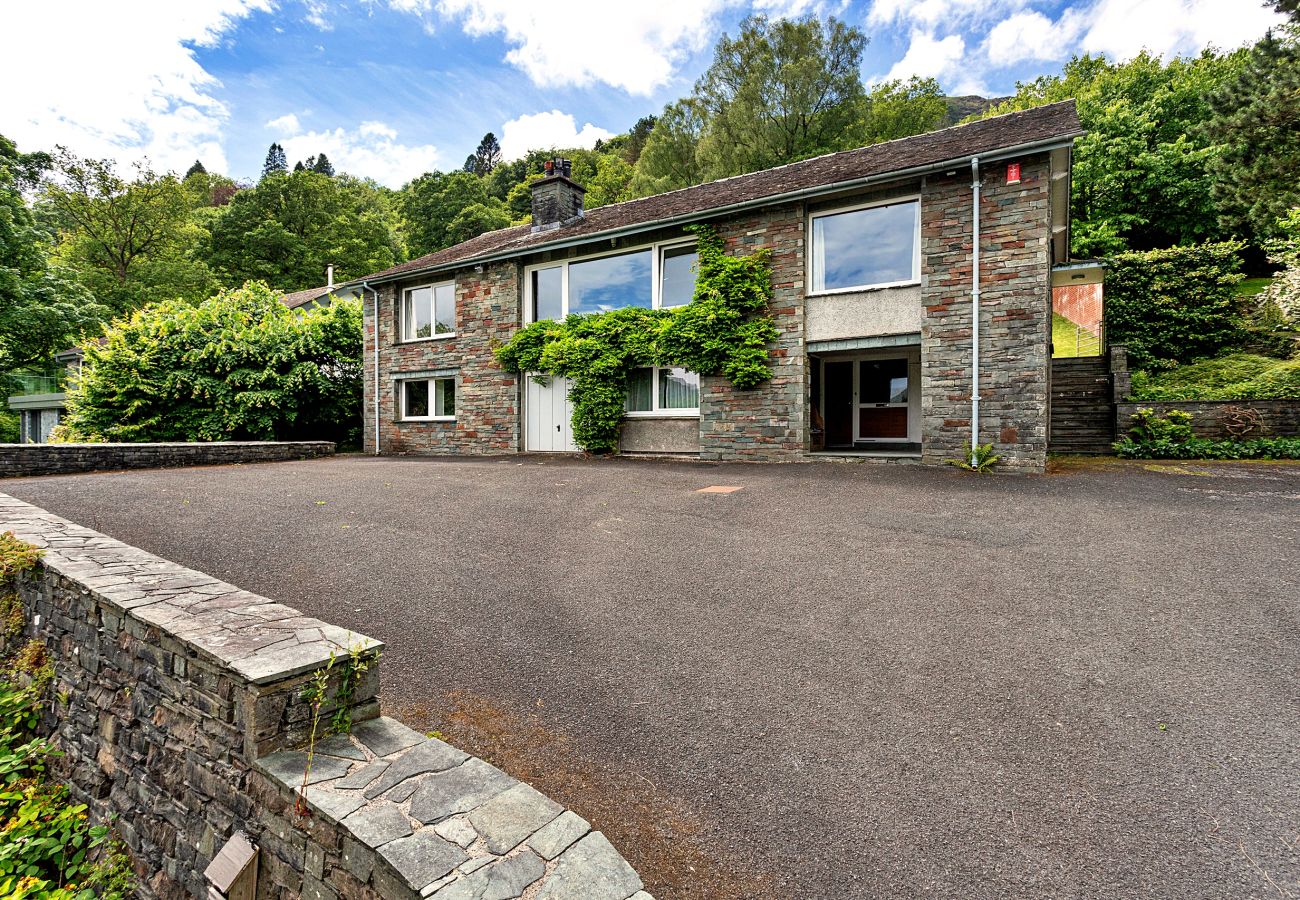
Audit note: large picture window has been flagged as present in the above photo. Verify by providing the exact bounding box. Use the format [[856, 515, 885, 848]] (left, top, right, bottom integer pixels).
[[526, 240, 698, 321], [625, 367, 700, 416], [402, 282, 455, 340], [401, 377, 456, 420], [810, 198, 920, 293]]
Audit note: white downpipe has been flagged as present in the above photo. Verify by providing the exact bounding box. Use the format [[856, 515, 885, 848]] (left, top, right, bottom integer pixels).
[[361, 282, 381, 456], [970, 158, 981, 466]]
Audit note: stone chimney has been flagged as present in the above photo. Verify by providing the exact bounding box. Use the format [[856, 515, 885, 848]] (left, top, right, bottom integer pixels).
[[530, 158, 585, 233]]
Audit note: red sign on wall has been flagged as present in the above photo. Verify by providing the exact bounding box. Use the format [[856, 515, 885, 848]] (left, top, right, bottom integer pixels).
[[1007, 162, 1022, 184]]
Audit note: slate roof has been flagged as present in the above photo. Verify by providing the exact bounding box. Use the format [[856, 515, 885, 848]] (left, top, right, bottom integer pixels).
[[352, 100, 1081, 286], [281, 285, 329, 309]]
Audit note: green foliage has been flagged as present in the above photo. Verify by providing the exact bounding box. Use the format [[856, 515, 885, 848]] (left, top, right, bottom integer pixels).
[[692, 15, 869, 179], [982, 51, 1248, 255], [59, 282, 363, 445], [1, 136, 106, 373], [947, 442, 1002, 472], [0, 411, 18, 444], [495, 225, 778, 453], [204, 170, 402, 290], [1129, 353, 1300, 400], [629, 100, 708, 196], [0, 531, 42, 582], [860, 78, 948, 145], [297, 640, 376, 816], [1258, 208, 1300, 328], [1113, 406, 1300, 458], [1205, 23, 1300, 237], [1104, 242, 1246, 369], [39, 148, 216, 315], [400, 170, 509, 257]]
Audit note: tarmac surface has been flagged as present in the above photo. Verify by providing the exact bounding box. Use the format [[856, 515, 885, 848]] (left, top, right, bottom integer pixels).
[[5, 455, 1298, 898]]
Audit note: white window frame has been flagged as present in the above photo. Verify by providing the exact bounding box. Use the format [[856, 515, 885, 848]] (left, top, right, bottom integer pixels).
[[400, 280, 456, 343], [398, 376, 457, 421], [624, 365, 701, 419], [806, 195, 922, 297], [523, 238, 698, 324]]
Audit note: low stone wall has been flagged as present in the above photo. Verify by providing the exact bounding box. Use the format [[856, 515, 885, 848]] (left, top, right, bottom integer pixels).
[[0, 493, 650, 900], [0, 441, 335, 478], [1116, 400, 1300, 439]]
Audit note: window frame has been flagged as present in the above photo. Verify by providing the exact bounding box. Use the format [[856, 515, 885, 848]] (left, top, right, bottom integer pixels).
[[806, 195, 922, 297], [624, 365, 701, 419], [400, 280, 457, 343], [523, 237, 698, 324], [398, 376, 457, 422]]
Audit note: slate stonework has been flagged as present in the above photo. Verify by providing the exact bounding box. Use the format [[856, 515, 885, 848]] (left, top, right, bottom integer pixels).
[[1115, 399, 1300, 440], [0, 441, 334, 479], [920, 154, 1053, 470], [363, 264, 520, 456], [0, 493, 650, 900]]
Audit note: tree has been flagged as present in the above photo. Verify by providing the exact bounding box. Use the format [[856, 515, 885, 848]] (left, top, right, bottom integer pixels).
[[624, 115, 657, 164], [38, 148, 215, 314], [692, 15, 869, 179], [203, 170, 402, 289], [261, 143, 288, 180], [984, 51, 1248, 255], [0, 135, 105, 373], [59, 281, 363, 445], [1204, 21, 1300, 238], [464, 133, 502, 177], [311, 153, 335, 177], [630, 100, 707, 196], [400, 170, 508, 256], [184, 160, 207, 179], [861, 77, 948, 145]]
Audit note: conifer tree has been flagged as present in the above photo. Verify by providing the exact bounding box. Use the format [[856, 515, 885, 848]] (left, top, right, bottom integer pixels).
[[311, 153, 335, 177], [261, 143, 288, 179], [184, 160, 207, 179]]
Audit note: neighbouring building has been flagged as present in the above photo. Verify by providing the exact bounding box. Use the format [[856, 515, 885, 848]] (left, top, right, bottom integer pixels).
[[348, 101, 1084, 471], [281, 264, 362, 313]]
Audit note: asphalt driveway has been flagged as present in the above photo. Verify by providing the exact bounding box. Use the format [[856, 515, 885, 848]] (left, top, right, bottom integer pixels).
[[4, 456, 1298, 899]]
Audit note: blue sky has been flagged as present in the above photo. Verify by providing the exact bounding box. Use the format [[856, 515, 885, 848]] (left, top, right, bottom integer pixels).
[[1, 0, 1285, 187]]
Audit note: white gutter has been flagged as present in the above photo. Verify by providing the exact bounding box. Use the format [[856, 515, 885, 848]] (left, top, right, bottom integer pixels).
[[970, 158, 981, 466], [343, 135, 1083, 290], [360, 282, 381, 456]]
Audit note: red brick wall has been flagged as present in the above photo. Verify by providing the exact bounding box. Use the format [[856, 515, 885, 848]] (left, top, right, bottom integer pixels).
[[1053, 283, 1102, 332]]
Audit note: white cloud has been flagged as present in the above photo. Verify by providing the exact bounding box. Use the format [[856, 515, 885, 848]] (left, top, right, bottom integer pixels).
[[885, 30, 967, 82], [869, 0, 1026, 29], [0, 0, 272, 174], [1079, 0, 1283, 60], [983, 9, 1091, 66], [499, 111, 615, 161], [265, 113, 302, 134], [433, 0, 729, 95], [271, 121, 440, 186]]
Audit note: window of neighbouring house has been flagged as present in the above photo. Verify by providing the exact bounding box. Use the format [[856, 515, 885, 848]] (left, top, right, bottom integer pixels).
[[401, 377, 456, 420], [810, 198, 920, 293], [525, 239, 699, 321], [625, 366, 700, 416], [402, 281, 455, 340]]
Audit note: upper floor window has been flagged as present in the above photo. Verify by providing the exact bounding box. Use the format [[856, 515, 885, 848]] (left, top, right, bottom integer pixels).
[[810, 198, 920, 294], [402, 281, 455, 341], [527, 240, 698, 322]]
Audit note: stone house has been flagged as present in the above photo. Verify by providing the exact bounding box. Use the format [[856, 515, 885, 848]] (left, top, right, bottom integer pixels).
[[348, 101, 1082, 471]]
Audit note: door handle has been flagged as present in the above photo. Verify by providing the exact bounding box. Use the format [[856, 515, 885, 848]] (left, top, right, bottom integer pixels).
[[556, 425, 560, 432]]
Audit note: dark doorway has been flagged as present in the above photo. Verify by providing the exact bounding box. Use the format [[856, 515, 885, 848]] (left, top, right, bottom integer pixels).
[[823, 360, 854, 448]]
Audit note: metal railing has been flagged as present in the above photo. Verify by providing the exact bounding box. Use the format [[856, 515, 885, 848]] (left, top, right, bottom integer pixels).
[[5, 373, 66, 397], [1053, 321, 1105, 358]]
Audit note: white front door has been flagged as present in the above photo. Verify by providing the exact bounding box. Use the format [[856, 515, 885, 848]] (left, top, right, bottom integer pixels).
[[525, 374, 578, 452]]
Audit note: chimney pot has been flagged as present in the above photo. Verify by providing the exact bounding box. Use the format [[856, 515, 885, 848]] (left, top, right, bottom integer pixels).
[[326, 264, 334, 288]]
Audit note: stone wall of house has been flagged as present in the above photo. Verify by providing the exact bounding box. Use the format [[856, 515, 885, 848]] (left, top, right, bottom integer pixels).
[[920, 154, 1054, 470], [699, 204, 809, 461], [0, 441, 335, 479], [363, 263, 520, 456], [1115, 400, 1300, 439], [0, 493, 651, 900]]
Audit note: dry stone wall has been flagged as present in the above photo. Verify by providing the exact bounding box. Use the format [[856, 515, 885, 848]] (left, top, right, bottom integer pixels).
[[0, 493, 650, 900], [0, 441, 335, 479]]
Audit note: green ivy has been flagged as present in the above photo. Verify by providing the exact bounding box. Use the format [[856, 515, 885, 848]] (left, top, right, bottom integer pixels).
[[494, 225, 779, 453]]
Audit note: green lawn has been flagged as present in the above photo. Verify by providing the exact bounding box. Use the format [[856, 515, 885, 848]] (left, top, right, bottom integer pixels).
[[1236, 276, 1275, 297], [1052, 313, 1102, 358]]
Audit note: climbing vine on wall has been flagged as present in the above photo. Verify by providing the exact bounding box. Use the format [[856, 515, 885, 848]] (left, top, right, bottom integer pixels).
[[494, 224, 779, 453]]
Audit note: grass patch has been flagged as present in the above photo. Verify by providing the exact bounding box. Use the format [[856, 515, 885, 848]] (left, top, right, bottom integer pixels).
[[1129, 352, 1300, 401], [1052, 313, 1102, 358], [1235, 276, 1274, 297]]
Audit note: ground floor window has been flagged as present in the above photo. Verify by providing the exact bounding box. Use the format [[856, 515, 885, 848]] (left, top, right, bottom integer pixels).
[[401, 377, 456, 420], [625, 367, 700, 416]]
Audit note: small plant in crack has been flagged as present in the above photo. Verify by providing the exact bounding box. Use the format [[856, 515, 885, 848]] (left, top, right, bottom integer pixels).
[[295, 638, 377, 818]]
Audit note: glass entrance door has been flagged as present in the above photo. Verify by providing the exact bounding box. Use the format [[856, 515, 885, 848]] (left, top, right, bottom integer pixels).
[[857, 358, 909, 440]]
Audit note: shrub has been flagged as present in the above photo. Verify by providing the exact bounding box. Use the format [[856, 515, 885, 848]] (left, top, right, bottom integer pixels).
[[59, 282, 363, 446], [1113, 406, 1300, 459], [1105, 241, 1246, 370], [1128, 353, 1300, 400], [0, 411, 17, 444]]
